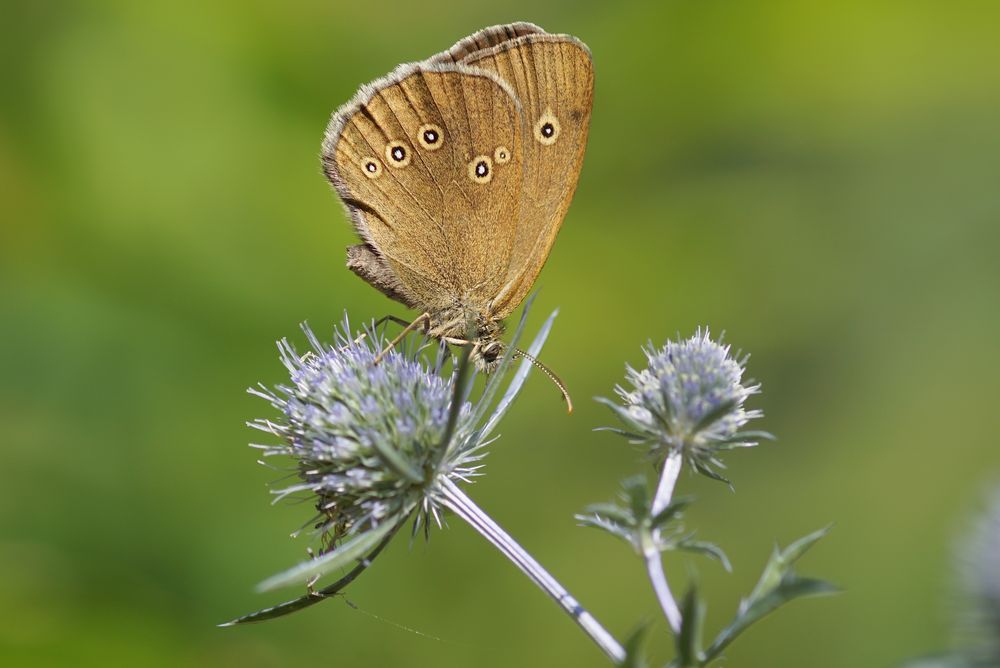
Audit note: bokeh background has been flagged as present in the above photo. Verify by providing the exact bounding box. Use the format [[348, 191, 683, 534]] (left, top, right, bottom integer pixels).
[[3, 1, 999, 666]]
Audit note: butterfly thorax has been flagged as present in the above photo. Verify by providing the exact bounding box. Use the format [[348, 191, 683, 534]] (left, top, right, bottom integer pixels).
[[427, 305, 506, 372]]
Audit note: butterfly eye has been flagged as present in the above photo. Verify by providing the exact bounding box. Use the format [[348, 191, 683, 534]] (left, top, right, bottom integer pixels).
[[417, 123, 445, 151], [362, 158, 383, 179], [467, 155, 493, 184], [384, 141, 411, 168], [534, 111, 561, 146], [494, 146, 511, 164]]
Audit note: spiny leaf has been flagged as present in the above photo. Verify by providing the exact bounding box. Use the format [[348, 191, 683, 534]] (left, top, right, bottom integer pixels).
[[651, 497, 693, 530], [691, 399, 737, 434], [704, 527, 838, 662], [256, 520, 398, 592], [470, 293, 537, 428], [369, 435, 424, 483], [581, 502, 635, 526], [748, 524, 831, 604], [595, 397, 652, 438], [575, 513, 636, 545], [479, 305, 558, 439], [622, 475, 652, 520], [220, 520, 400, 625], [707, 575, 838, 661], [676, 538, 732, 572], [727, 430, 775, 442], [593, 426, 646, 440], [691, 460, 732, 487], [621, 623, 650, 668], [675, 584, 705, 667]]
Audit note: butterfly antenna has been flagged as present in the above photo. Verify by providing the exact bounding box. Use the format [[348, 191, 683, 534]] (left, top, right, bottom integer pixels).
[[512, 347, 573, 414]]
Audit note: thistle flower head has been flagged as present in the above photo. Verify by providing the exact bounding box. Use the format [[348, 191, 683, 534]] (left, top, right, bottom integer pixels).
[[955, 486, 1000, 659], [223, 305, 558, 625], [250, 319, 480, 547], [600, 328, 764, 480]]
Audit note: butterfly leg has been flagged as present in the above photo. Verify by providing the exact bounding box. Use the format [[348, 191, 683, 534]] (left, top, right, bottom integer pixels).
[[297, 320, 409, 362], [440, 336, 470, 345], [440, 336, 481, 358], [349, 314, 413, 348], [373, 312, 431, 365]]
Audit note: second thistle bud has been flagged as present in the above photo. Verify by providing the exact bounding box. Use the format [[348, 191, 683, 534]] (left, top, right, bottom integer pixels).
[[600, 328, 765, 480]]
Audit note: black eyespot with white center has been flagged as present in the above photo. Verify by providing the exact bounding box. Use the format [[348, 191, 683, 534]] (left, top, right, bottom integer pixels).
[[417, 123, 445, 151], [384, 141, 411, 168], [494, 145, 511, 164], [362, 157, 383, 179], [467, 155, 493, 184], [534, 110, 561, 146]]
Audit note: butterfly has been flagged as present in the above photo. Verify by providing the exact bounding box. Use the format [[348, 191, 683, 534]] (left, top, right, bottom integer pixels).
[[321, 22, 593, 411]]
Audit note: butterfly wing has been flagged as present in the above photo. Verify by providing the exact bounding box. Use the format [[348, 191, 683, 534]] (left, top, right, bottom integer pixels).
[[429, 22, 547, 64], [322, 63, 525, 316], [454, 32, 594, 318]]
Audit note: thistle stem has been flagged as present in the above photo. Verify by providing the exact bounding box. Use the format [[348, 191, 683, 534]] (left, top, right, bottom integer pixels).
[[647, 450, 684, 633], [439, 478, 625, 664]]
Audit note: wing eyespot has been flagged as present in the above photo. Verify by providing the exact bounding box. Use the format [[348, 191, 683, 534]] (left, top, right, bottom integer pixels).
[[467, 155, 493, 184], [384, 141, 411, 168], [534, 110, 561, 146], [494, 146, 511, 164], [417, 123, 445, 151], [362, 158, 383, 179]]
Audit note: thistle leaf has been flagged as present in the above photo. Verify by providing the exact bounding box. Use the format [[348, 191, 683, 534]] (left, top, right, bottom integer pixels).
[[651, 497, 693, 530], [747, 525, 831, 603], [595, 396, 652, 438], [479, 306, 558, 439], [470, 293, 537, 428], [622, 623, 650, 668], [580, 502, 634, 526], [675, 584, 706, 667], [593, 425, 645, 440], [369, 436, 424, 484], [691, 399, 737, 435], [576, 513, 636, 546], [622, 475, 652, 520], [221, 520, 400, 625], [691, 460, 732, 487], [676, 538, 732, 572], [256, 520, 398, 592], [704, 526, 838, 662]]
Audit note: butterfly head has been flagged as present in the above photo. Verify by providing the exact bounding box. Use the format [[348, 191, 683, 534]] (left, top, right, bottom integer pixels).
[[474, 338, 506, 372]]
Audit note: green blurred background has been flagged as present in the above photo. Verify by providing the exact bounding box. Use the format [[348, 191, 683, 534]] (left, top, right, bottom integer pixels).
[[3, 1, 999, 666]]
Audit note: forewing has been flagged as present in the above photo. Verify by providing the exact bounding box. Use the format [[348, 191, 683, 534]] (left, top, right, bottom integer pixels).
[[459, 35, 594, 317], [322, 63, 525, 313]]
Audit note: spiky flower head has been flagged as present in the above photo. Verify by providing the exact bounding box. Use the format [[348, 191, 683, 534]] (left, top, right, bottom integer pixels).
[[250, 319, 481, 550], [954, 486, 1000, 661], [223, 306, 557, 626], [599, 328, 764, 481]]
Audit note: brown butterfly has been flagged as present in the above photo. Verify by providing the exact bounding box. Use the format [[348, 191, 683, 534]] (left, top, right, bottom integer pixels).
[[321, 23, 593, 411]]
